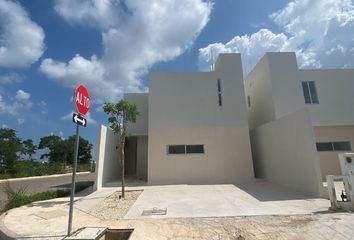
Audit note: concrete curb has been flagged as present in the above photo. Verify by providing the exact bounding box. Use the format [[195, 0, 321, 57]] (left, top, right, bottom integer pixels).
[[0, 172, 92, 183], [0, 213, 17, 240]]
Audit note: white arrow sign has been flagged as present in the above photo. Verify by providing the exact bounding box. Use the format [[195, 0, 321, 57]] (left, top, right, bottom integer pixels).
[[72, 113, 87, 127]]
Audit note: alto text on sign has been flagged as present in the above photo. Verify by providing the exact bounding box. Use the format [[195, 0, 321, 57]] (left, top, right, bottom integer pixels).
[[74, 84, 90, 116]]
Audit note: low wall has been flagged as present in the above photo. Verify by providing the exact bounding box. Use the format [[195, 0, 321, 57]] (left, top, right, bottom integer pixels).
[[94, 125, 120, 189], [0, 172, 94, 210], [250, 108, 323, 197]]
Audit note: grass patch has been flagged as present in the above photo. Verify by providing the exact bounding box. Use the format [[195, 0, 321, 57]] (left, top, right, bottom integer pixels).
[[3, 181, 94, 211]]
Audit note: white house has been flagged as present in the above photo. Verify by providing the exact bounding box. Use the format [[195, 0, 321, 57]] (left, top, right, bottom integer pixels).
[[245, 52, 354, 196], [95, 54, 254, 188]]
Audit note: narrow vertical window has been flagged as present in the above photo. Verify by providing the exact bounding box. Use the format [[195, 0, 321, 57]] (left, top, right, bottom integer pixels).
[[247, 95, 251, 108], [217, 79, 222, 106], [302, 81, 319, 104], [308, 81, 319, 104], [301, 82, 311, 104]]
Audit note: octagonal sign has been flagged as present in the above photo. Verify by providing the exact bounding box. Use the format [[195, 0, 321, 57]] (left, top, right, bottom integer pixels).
[[74, 84, 90, 116]]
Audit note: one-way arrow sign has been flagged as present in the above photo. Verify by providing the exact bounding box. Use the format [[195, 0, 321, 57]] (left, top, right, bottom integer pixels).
[[72, 113, 87, 127]]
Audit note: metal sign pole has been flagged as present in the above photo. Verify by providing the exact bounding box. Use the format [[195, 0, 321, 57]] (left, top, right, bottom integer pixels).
[[67, 122, 80, 236]]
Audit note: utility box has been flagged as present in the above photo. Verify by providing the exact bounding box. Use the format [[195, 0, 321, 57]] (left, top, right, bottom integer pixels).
[[327, 153, 354, 211]]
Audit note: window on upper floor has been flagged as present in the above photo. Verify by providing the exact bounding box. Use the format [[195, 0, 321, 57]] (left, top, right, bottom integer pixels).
[[302, 81, 319, 104], [316, 141, 352, 152], [217, 79, 222, 106], [247, 95, 251, 108]]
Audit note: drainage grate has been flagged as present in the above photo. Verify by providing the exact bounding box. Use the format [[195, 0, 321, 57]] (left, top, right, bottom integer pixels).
[[141, 207, 167, 216]]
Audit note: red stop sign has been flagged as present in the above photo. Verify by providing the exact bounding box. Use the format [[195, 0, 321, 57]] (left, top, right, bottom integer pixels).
[[74, 84, 90, 116]]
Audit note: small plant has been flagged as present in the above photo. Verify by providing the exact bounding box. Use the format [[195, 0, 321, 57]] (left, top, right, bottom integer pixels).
[[4, 182, 31, 210], [3, 181, 94, 211]]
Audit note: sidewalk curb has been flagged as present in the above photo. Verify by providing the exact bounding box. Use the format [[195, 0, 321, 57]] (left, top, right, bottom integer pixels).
[[0, 213, 18, 240]]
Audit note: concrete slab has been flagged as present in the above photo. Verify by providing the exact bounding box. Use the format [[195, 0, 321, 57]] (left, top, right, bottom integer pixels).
[[125, 182, 330, 219], [64, 227, 107, 240], [74, 188, 117, 213]]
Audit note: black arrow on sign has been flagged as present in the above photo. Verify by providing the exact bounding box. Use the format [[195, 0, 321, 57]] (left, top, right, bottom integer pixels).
[[72, 113, 87, 127]]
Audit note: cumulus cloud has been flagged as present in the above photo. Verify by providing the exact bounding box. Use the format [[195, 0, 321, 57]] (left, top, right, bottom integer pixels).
[[0, 90, 32, 115], [17, 118, 24, 125], [0, 72, 22, 84], [40, 0, 212, 102], [199, 0, 354, 73], [15, 89, 30, 101], [0, 0, 45, 67]]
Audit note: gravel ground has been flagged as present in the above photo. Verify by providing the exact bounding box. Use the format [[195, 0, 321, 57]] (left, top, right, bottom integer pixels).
[[89, 190, 142, 220]]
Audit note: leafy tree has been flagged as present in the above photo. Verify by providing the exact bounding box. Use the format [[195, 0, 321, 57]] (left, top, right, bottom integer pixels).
[[66, 135, 93, 164], [38, 135, 92, 165], [22, 139, 37, 160], [0, 128, 23, 174], [103, 100, 139, 198], [38, 135, 63, 162]]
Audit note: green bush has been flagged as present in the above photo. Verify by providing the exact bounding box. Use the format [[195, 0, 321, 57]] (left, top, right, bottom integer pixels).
[[4, 183, 31, 210], [3, 181, 94, 211]]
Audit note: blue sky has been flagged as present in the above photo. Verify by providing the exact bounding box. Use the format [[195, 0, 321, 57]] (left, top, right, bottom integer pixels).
[[1, 0, 354, 154]]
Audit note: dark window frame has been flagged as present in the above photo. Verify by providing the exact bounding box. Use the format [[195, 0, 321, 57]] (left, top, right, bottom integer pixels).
[[217, 79, 222, 106], [186, 145, 204, 154], [167, 144, 205, 155], [316, 141, 352, 152], [302, 81, 319, 104]]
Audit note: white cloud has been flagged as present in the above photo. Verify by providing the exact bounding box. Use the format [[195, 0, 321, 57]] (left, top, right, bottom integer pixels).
[[199, 0, 354, 73], [0, 90, 32, 115], [40, 0, 212, 102], [61, 111, 97, 124], [0, 0, 45, 67], [17, 118, 24, 125], [198, 29, 289, 73], [1, 123, 7, 128], [0, 72, 22, 84], [15, 89, 30, 101]]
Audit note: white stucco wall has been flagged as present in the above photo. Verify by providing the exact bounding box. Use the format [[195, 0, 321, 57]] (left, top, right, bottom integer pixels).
[[124, 93, 148, 135], [244, 54, 276, 130], [94, 125, 120, 189], [313, 125, 354, 179], [299, 69, 354, 126], [250, 109, 323, 197], [245, 52, 354, 129], [148, 54, 254, 184]]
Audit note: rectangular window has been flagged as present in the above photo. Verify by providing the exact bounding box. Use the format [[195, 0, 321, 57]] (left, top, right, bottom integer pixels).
[[217, 79, 222, 106], [316, 141, 351, 152], [167, 145, 205, 155], [316, 142, 333, 151], [302, 82, 311, 104], [247, 95, 251, 108], [186, 145, 204, 154], [167, 145, 185, 154], [302, 81, 319, 104], [333, 141, 352, 151]]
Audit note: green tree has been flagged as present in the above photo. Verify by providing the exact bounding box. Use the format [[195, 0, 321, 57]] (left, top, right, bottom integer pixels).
[[66, 135, 93, 164], [22, 139, 37, 160], [38, 135, 92, 166], [103, 100, 139, 198], [0, 128, 23, 174], [38, 135, 63, 162]]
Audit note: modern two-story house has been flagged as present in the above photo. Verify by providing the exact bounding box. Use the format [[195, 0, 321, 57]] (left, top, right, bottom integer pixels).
[[95, 54, 254, 188], [245, 52, 354, 190]]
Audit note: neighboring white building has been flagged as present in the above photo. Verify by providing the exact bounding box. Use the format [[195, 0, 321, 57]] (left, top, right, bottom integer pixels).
[[95, 54, 254, 188], [245, 52, 354, 189]]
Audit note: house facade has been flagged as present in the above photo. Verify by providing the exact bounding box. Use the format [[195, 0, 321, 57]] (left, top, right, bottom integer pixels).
[[245, 52, 354, 181], [95, 54, 254, 188]]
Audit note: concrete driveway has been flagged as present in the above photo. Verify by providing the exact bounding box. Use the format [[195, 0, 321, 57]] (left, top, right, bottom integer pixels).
[[124, 181, 330, 219]]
